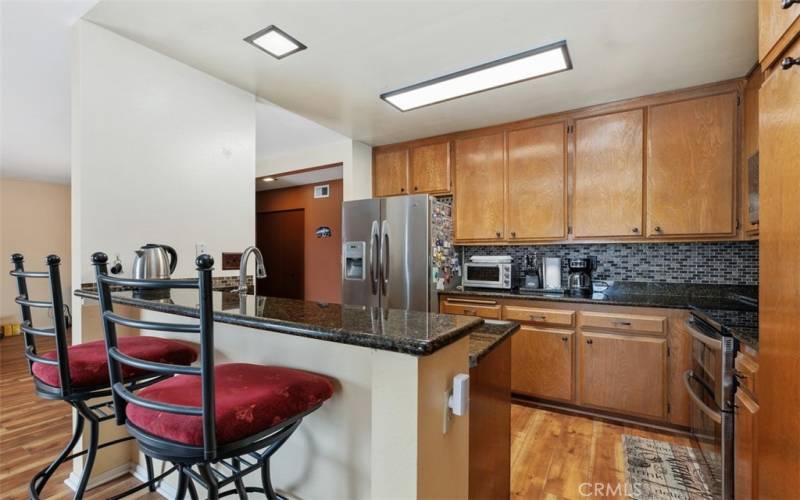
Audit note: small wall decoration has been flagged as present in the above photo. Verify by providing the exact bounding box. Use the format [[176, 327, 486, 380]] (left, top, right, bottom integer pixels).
[[315, 226, 333, 238]]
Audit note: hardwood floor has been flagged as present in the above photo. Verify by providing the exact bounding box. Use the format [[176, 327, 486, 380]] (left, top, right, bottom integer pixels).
[[0, 334, 159, 499], [510, 404, 694, 499]]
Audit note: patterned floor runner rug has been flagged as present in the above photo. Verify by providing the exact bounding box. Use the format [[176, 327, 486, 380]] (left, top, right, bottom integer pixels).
[[622, 434, 717, 500]]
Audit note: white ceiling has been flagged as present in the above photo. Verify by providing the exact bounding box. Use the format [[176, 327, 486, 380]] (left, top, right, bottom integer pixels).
[[1, 0, 97, 183], [83, 0, 758, 147], [256, 164, 343, 192], [256, 100, 348, 160]]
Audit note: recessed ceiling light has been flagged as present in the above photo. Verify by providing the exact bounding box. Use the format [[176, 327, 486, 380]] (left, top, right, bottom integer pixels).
[[381, 41, 572, 112], [244, 25, 306, 59], [262, 177, 276, 182]]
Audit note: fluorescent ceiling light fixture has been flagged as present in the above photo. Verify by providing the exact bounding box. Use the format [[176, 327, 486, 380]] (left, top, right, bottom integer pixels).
[[381, 41, 572, 111], [262, 177, 276, 182], [244, 25, 306, 59]]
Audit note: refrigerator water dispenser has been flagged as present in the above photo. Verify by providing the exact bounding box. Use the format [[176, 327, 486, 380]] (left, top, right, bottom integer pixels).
[[343, 241, 366, 280]]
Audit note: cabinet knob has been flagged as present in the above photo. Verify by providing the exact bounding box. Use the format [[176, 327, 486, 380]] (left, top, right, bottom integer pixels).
[[782, 57, 800, 70], [782, 0, 798, 9], [632, 227, 640, 234], [586, 338, 593, 345], [654, 226, 663, 233], [561, 336, 569, 342], [414, 186, 419, 191], [496, 231, 502, 238], [400, 187, 405, 193], [511, 231, 517, 238]]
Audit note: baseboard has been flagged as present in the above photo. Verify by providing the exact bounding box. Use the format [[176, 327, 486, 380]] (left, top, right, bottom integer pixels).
[[132, 463, 176, 499], [64, 462, 134, 492]]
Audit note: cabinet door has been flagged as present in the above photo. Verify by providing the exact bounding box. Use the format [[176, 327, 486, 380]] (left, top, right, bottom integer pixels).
[[373, 149, 409, 197], [454, 133, 505, 241], [735, 388, 759, 500], [573, 110, 644, 238], [511, 326, 574, 402], [506, 123, 567, 240], [579, 331, 666, 419], [410, 142, 450, 194], [647, 93, 737, 237], [759, 0, 800, 67]]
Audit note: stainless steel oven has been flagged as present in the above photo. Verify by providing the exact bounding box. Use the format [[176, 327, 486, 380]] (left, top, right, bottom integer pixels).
[[684, 310, 740, 500], [463, 262, 517, 289]]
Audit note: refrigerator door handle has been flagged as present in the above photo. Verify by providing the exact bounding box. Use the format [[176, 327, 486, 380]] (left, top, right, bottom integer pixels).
[[380, 220, 390, 298], [370, 221, 380, 295]]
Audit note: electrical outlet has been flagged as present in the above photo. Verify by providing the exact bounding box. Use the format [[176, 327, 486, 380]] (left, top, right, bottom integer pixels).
[[195, 243, 208, 256]]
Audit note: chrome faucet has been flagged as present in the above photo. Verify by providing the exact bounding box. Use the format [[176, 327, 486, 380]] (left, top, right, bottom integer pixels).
[[238, 246, 267, 295]]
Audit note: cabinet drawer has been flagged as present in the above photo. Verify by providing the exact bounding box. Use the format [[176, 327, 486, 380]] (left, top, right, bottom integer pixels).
[[503, 306, 574, 327], [441, 299, 501, 319], [735, 352, 759, 394], [580, 311, 666, 334]]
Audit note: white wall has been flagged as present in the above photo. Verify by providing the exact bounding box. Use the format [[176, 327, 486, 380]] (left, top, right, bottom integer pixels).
[[257, 138, 372, 202], [71, 20, 256, 288]]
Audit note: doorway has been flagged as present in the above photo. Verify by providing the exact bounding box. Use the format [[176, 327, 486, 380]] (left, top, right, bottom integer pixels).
[[256, 209, 305, 299]]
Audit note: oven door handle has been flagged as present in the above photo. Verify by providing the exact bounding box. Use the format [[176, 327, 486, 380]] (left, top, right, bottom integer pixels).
[[684, 318, 722, 349], [683, 370, 722, 424]]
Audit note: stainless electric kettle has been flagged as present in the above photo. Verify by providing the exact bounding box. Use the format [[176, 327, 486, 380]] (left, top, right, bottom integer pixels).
[[132, 243, 178, 279]]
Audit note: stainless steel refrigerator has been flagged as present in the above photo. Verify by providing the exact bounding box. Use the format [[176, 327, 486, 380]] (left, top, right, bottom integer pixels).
[[341, 194, 457, 312]]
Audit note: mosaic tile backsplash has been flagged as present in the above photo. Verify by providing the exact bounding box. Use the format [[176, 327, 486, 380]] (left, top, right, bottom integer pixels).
[[461, 241, 759, 286]]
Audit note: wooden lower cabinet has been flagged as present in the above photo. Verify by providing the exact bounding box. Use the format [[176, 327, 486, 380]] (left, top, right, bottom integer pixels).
[[511, 326, 574, 402], [578, 331, 667, 420], [735, 350, 759, 500]]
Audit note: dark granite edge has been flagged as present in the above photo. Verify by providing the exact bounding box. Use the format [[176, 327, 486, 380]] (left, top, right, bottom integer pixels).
[[75, 289, 481, 356], [469, 322, 520, 368], [731, 327, 759, 352]]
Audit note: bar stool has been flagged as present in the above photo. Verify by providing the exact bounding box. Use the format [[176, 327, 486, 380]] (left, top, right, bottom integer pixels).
[[92, 252, 334, 499], [9, 253, 199, 499]]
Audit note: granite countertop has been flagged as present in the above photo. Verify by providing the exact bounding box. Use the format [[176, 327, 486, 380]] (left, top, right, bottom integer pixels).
[[731, 326, 759, 351], [75, 288, 481, 356], [441, 285, 757, 311], [468, 321, 520, 368]]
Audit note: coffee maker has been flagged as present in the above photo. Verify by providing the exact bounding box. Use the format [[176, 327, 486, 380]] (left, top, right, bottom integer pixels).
[[567, 257, 596, 296]]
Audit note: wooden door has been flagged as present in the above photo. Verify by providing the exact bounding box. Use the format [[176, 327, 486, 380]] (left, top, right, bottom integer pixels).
[[735, 388, 759, 500], [759, 0, 800, 67], [454, 133, 505, 241], [573, 110, 644, 238], [579, 331, 666, 419], [373, 149, 409, 197], [511, 326, 574, 402], [757, 37, 800, 500], [410, 142, 450, 194], [646, 93, 737, 237], [506, 123, 567, 240], [256, 209, 305, 299]]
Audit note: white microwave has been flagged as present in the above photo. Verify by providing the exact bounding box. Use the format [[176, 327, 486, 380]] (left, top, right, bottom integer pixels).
[[463, 262, 517, 289]]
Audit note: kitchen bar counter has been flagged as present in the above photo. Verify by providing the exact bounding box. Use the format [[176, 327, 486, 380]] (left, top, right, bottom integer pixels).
[[468, 321, 520, 368], [75, 288, 481, 356]]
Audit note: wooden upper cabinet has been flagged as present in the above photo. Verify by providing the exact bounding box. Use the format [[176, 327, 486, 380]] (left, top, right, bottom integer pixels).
[[573, 110, 644, 238], [579, 331, 666, 420], [759, 0, 800, 67], [506, 123, 567, 240], [646, 93, 737, 237], [410, 142, 451, 194], [511, 326, 574, 402], [373, 149, 409, 197], [454, 133, 506, 241]]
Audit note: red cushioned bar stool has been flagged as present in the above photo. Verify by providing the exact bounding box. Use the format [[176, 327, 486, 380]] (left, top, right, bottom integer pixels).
[[9, 253, 198, 499], [92, 252, 333, 500]]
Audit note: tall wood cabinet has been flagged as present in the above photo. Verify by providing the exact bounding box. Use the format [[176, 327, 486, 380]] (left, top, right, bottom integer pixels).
[[646, 93, 737, 237], [573, 109, 644, 238], [454, 133, 506, 241], [506, 123, 567, 240]]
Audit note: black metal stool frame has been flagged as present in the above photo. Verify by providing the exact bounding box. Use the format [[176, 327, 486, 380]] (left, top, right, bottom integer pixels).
[[93, 252, 320, 500], [10, 253, 171, 499]]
